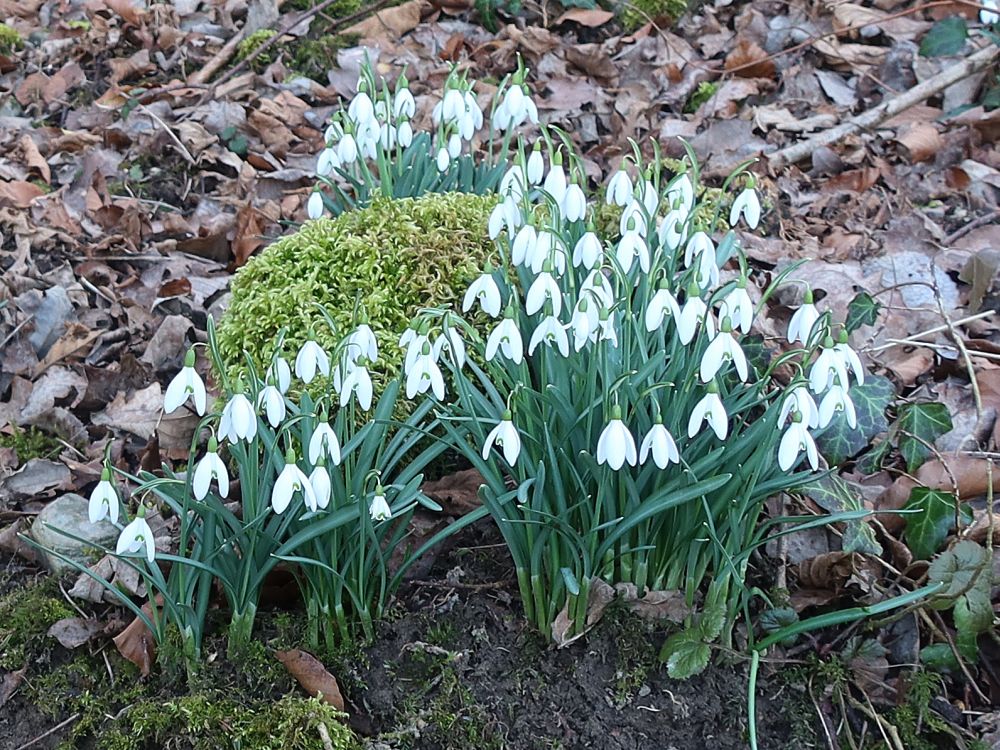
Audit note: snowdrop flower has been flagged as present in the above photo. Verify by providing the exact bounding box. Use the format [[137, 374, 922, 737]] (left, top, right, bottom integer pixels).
[[718, 280, 754, 334], [463, 270, 502, 317], [401, 325, 431, 373], [316, 148, 339, 177], [337, 132, 358, 165], [88, 467, 119, 524], [688, 383, 728, 440], [658, 208, 689, 251], [787, 288, 820, 345], [834, 330, 865, 385], [639, 418, 680, 468], [463, 89, 484, 135], [606, 167, 633, 207], [561, 181, 586, 223], [308, 463, 331, 511], [529, 313, 570, 357], [267, 356, 291, 395], [700, 319, 748, 383], [220, 390, 257, 444], [483, 411, 521, 465], [638, 175, 658, 216], [271, 450, 316, 515], [433, 326, 467, 370], [485, 312, 524, 364], [164, 349, 207, 416], [779, 386, 819, 429], [678, 286, 715, 345], [529, 230, 566, 275], [526, 143, 545, 185], [818, 380, 857, 429], [526, 266, 562, 316], [730, 185, 761, 230], [348, 91, 375, 126], [348, 323, 379, 363], [597, 406, 637, 470], [511, 223, 537, 267], [543, 153, 567, 205], [573, 228, 603, 270], [809, 337, 849, 394], [447, 132, 462, 159], [597, 308, 618, 348], [581, 269, 614, 309], [777, 414, 819, 472], [571, 297, 599, 351], [193, 437, 229, 500], [619, 200, 647, 237], [116, 508, 155, 564], [436, 146, 450, 172], [370, 485, 392, 521], [341, 363, 373, 410], [295, 336, 330, 383], [257, 384, 286, 428], [666, 173, 694, 214], [406, 344, 446, 400], [500, 163, 528, 201], [615, 220, 650, 274], [645, 281, 681, 332], [488, 202, 506, 240], [308, 421, 342, 466], [684, 231, 714, 269], [397, 119, 413, 148], [379, 122, 398, 150], [982, 0, 999, 24], [393, 78, 416, 120]]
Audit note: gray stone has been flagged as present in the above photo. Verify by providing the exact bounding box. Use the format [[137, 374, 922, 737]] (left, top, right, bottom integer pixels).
[[30, 493, 119, 576]]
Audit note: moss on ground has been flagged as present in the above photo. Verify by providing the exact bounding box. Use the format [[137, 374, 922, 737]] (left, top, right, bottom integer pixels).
[[619, 0, 688, 30], [290, 32, 362, 80], [0, 22, 23, 54], [0, 577, 74, 670], [0, 425, 63, 465], [236, 29, 277, 70]]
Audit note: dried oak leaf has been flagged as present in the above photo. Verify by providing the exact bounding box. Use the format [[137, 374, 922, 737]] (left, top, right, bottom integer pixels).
[[274, 649, 346, 711], [48, 617, 104, 649], [556, 8, 614, 26], [724, 39, 775, 79]]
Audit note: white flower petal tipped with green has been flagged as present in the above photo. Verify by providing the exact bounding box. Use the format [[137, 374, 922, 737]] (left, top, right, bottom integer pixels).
[[271, 450, 316, 515], [779, 386, 819, 429], [639, 420, 680, 469], [164, 349, 206, 416], [700, 321, 748, 383], [405, 345, 446, 400], [818, 381, 857, 429], [718, 282, 754, 334], [308, 421, 342, 466], [220, 392, 257, 444], [88, 467, 119, 524], [482, 411, 521, 466], [193, 438, 229, 500], [528, 314, 570, 357], [787, 289, 820, 345], [308, 464, 331, 511], [267, 356, 292, 394], [615, 225, 650, 275], [463, 271, 502, 318], [526, 268, 562, 317], [341, 364, 373, 410], [606, 168, 633, 207], [485, 313, 524, 364], [370, 486, 392, 522], [257, 385, 286, 428], [834, 330, 865, 385], [433, 327, 467, 370], [645, 282, 681, 332], [778, 416, 819, 471], [729, 186, 761, 230], [597, 406, 637, 470], [116, 511, 155, 564], [688, 385, 728, 440], [295, 338, 330, 384], [809, 338, 849, 394], [658, 208, 689, 251]]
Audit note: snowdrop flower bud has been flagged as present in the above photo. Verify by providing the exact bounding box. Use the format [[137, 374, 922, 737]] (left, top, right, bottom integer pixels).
[[337, 132, 358, 165], [834, 329, 865, 385], [666, 173, 694, 214], [526, 264, 562, 317], [220, 389, 257, 444], [448, 132, 462, 159], [393, 77, 416, 120], [787, 288, 820, 345], [511, 223, 537, 268], [778, 413, 819, 472], [606, 167, 633, 207], [193, 437, 229, 500], [526, 143, 544, 185], [561, 180, 586, 223], [433, 326, 467, 370], [272, 449, 316, 515], [341, 363, 373, 410], [116, 505, 155, 564], [639, 416, 680, 468], [483, 410, 521, 465], [597, 307, 618, 348], [688, 382, 728, 440], [573, 227, 603, 270], [370, 485, 392, 521], [571, 297, 599, 351], [485, 308, 524, 364], [528, 311, 570, 357], [730, 184, 761, 230], [316, 148, 339, 177], [639, 173, 658, 216], [89, 466, 119, 524], [597, 405, 637, 470], [257, 384, 286, 428], [295, 335, 330, 384], [463, 269, 502, 317], [543, 151, 567, 205], [406, 343, 446, 400], [267, 356, 291, 395], [308, 421, 341, 466], [718, 279, 754, 334], [308, 462, 331, 511], [678, 283, 715, 345], [397, 119, 413, 148], [818, 379, 857, 429], [700, 318, 748, 383], [645, 280, 681, 332], [436, 146, 450, 173], [779, 386, 819, 429], [164, 349, 207, 416], [809, 337, 849, 394]]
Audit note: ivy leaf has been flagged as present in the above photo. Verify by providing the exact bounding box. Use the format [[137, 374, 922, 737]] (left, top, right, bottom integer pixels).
[[927, 539, 989, 600], [845, 292, 880, 333], [920, 643, 959, 672], [903, 487, 957, 559], [815, 374, 895, 465], [740, 334, 772, 375], [800, 474, 882, 555], [897, 402, 953, 473], [920, 17, 968, 57], [760, 607, 799, 647], [659, 629, 710, 679]]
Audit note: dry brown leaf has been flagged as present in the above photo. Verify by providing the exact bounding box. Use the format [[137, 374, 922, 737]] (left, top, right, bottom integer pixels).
[[564, 44, 617, 82], [231, 204, 264, 268], [822, 166, 881, 193], [556, 8, 614, 26], [113, 608, 156, 677], [18, 135, 50, 184], [275, 649, 346, 711], [48, 617, 104, 649], [421, 468, 483, 515], [0, 180, 44, 209], [345, 0, 424, 39], [91, 383, 162, 440], [797, 551, 869, 590], [108, 49, 155, 86], [724, 39, 775, 79], [896, 122, 942, 164], [0, 520, 38, 563], [0, 668, 26, 708]]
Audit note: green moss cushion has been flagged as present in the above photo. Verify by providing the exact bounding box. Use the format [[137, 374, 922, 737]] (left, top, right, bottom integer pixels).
[[217, 192, 496, 386]]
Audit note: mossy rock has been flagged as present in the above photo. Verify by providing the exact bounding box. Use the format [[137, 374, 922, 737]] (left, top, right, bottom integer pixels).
[[217, 192, 496, 390]]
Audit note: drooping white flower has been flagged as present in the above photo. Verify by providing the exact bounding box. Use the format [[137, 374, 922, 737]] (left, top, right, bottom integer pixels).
[[657, 207, 689, 251], [267, 356, 292, 394], [529, 231, 566, 275], [116, 512, 156, 564], [397, 120, 413, 148], [400, 326, 430, 373], [561, 182, 587, 223], [638, 176, 658, 216], [677, 288, 715, 345], [645, 283, 681, 332], [370, 486, 392, 521], [573, 229, 603, 270], [571, 297, 599, 351], [834, 331, 865, 386], [779, 386, 819, 429], [615, 222, 650, 275], [639, 420, 680, 468], [436, 147, 450, 172], [220, 392, 257, 444], [447, 132, 462, 159], [164, 349, 207, 416], [818, 380, 857, 429], [684, 231, 714, 269], [718, 282, 754, 334], [787, 289, 820, 345], [700, 322, 748, 383], [316, 148, 339, 177], [543, 157, 567, 205], [688, 386, 728, 440], [730, 186, 761, 230], [500, 164, 528, 202], [619, 200, 647, 236], [463, 271, 502, 317], [596, 407, 637, 470], [88, 467, 119, 524], [666, 173, 694, 214], [341, 364, 373, 410], [778, 416, 819, 472], [982, 0, 999, 23], [308, 421, 342, 466], [393, 82, 416, 120], [482, 411, 521, 465], [257, 384, 286, 428], [348, 324, 379, 363], [488, 202, 506, 240], [606, 167, 633, 207], [271, 450, 316, 515], [511, 224, 537, 267], [295, 338, 331, 384], [348, 91, 375, 126], [308, 464, 331, 511], [809, 338, 849, 394], [581, 269, 614, 309], [193, 438, 230, 500], [405, 344, 446, 400], [526, 144, 545, 185], [528, 314, 570, 357], [526, 268, 562, 317], [433, 326, 467, 370], [337, 132, 358, 165], [597, 308, 618, 348]]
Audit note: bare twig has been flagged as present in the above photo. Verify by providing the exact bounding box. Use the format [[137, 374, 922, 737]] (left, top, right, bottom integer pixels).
[[767, 44, 1000, 171], [943, 209, 1000, 246], [14, 714, 80, 750]]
